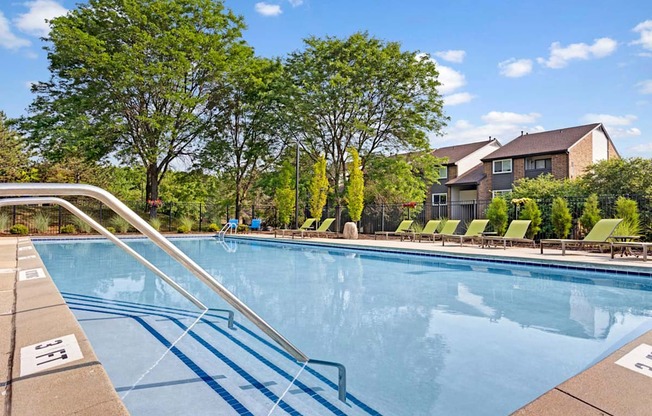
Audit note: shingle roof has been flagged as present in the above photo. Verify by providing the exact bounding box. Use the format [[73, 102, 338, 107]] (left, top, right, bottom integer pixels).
[[432, 139, 497, 165], [482, 123, 601, 161], [446, 163, 486, 186]]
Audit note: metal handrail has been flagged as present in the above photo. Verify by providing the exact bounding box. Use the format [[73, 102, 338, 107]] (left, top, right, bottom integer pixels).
[[0, 183, 348, 402], [217, 222, 231, 240]]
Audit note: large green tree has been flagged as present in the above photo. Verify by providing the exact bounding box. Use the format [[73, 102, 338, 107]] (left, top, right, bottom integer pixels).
[[21, 0, 246, 217], [0, 112, 34, 182], [283, 32, 447, 205], [199, 54, 286, 221], [582, 158, 652, 197]]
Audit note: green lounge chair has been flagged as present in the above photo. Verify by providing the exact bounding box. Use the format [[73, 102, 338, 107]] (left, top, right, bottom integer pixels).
[[431, 220, 461, 241], [540, 218, 623, 255], [294, 218, 336, 239], [441, 219, 489, 246], [414, 220, 441, 242], [481, 220, 534, 249], [275, 218, 317, 238], [375, 220, 414, 240]]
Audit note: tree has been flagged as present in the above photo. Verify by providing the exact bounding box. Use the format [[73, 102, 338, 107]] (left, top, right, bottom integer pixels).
[[275, 161, 295, 227], [614, 196, 640, 236], [309, 155, 329, 219], [284, 32, 447, 205], [579, 193, 601, 233], [517, 199, 542, 239], [21, 0, 246, 217], [346, 148, 364, 222], [582, 158, 652, 197], [199, 54, 287, 221], [0, 111, 34, 182], [551, 197, 572, 238], [486, 197, 508, 235], [364, 152, 442, 205]]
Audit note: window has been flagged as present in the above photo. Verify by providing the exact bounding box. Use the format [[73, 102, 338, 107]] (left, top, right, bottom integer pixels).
[[438, 166, 448, 179], [432, 193, 447, 206], [526, 158, 551, 170], [492, 189, 511, 198], [493, 159, 512, 174]]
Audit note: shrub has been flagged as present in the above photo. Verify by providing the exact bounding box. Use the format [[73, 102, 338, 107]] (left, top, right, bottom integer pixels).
[[10, 224, 29, 235], [237, 224, 248, 233], [34, 212, 51, 233], [551, 197, 572, 238], [579, 193, 601, 234], [106, 226, 116, 234], [177, 225, 191, 233], [109, 216, 130, 233], [208, 223, 220, 232], [179, 217, 194, 232], [60, 224, 76, 234], [614, 196, 640, 236], [486, 197, 508, 235], [72, 216, 92, 233], [149, 217, 162, 231], [0, 212, 9, 233], [518, 199, 542, 239]]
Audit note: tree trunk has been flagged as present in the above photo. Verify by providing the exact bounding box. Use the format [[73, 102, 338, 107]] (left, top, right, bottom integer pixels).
[[146, 164, 159, 219]]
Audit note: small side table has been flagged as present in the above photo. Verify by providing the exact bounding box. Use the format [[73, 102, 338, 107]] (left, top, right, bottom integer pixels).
[[611, 235, 641, 257]]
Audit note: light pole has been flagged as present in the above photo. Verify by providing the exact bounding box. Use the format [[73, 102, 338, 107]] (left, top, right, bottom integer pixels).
[[295, 139, 300, 229]]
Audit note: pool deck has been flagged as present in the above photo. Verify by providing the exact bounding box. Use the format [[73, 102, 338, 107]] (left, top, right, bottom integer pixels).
[[1, 232, 651, 415]]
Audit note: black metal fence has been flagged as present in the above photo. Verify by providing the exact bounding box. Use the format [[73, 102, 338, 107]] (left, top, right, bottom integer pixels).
[[1, 194, 650, 240]]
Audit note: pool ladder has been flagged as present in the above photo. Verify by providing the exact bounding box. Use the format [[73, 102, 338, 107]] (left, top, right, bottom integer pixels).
[[0, 183, 348, 403]]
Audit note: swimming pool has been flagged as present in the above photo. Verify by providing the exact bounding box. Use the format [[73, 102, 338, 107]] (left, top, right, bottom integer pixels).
[[35, 237, 652, 415]]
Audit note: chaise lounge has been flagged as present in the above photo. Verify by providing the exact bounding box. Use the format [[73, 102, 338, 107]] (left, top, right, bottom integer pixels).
[[275, 218, 317, 238], [441, 219, 489, 246], [481, 220, 534, 249], [540, 218, 622, 255], [375, 220, 414, 240], [293, 218, 336, 239]]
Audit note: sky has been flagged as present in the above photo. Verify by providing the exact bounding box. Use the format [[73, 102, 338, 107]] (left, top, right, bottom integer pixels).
[[0, 0, 651, 156]]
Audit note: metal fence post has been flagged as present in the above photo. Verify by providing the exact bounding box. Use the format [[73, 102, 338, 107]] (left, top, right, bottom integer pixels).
[[381, 203, 385, 232], [58, 205, 62, 233], [168, 202, 173, 232]]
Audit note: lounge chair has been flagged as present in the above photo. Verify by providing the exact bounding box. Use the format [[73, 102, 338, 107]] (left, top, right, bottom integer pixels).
[[414, 220, 441, 242], [293, 218, 336, 239], [431, 220, 461, 241], [540, 218, 622, 255], [275, 218, 317, 238], [250, 218, 262, 231], [441, 219, 489, 246], [481, 220, 534, 249], [374, 220, 414, 240]]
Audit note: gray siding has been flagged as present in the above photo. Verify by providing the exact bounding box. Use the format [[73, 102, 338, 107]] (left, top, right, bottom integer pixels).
[[431, 182, 448, 194]]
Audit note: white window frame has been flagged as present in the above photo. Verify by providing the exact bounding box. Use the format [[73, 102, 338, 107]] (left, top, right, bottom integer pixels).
[[438, 166, 448, 179], [492, 159, 512, 174], [432, 193, 447, 206], [491, 189, 511, 198]]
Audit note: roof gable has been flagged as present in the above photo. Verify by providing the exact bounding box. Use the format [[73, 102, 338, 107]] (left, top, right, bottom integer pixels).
[[432, 139, 498, 165], [482, 123, 600, 161]]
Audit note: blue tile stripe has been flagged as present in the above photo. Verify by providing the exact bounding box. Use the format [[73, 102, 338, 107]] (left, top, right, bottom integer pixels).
[[69, 305, 253, 416], [63, 293, 380, 415], [67, 302, 302, 416]]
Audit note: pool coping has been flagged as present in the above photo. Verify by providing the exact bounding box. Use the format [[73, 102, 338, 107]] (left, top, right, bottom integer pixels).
[[4, 233, 652, 415], [0, 237, 129, 416]]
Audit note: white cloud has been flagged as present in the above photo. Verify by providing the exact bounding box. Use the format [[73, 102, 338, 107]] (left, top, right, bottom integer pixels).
[[537, 37, 617, 69], [629, 142, 652, 154], [14, 0, 67, 37], [255, 2, 283, 16], [0, 11, 30, 49], [436, 64, 466, 94], [436, 112, 545, 146], [637, 80, 652, 94], [288, 0, 304, 6], [581, 113, 637, 126], [498, 58, 533, 78], [444, 92, 475, 106], [434, 50, 466, 63], [482, 111, 541, 124], [631, 20, 652, 50]]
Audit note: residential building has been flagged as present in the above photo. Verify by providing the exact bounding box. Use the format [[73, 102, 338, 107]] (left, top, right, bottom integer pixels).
[[478, 123, 619, 200]]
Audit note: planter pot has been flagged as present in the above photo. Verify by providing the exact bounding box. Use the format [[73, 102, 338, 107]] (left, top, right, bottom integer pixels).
[[343, 222, 358, 239]]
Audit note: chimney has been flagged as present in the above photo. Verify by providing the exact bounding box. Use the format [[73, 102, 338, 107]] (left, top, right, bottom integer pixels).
[[521, 130, 523, 136]]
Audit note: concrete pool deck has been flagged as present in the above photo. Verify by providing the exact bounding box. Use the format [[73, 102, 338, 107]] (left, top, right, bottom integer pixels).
[[1, 232, 651, 415]]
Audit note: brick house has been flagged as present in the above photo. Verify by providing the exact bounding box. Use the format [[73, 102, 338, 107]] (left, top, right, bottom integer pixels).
[[429, 138, 502, 217], [478, 123, 619, 200]]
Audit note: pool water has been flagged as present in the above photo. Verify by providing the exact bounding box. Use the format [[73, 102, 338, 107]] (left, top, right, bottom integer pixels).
[[35, 238, 652, 415]]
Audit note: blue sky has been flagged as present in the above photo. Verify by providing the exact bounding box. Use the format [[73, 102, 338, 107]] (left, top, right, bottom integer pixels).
[[1, 0, 651, 156]]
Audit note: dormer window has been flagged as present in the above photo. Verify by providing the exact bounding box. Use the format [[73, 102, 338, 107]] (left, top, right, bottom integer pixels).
[[438, 166, 448, 179], [493, 159, 512, 174]]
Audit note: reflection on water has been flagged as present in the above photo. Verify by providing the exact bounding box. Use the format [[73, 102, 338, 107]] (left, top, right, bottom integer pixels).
[[36, 239, 652, 416]]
